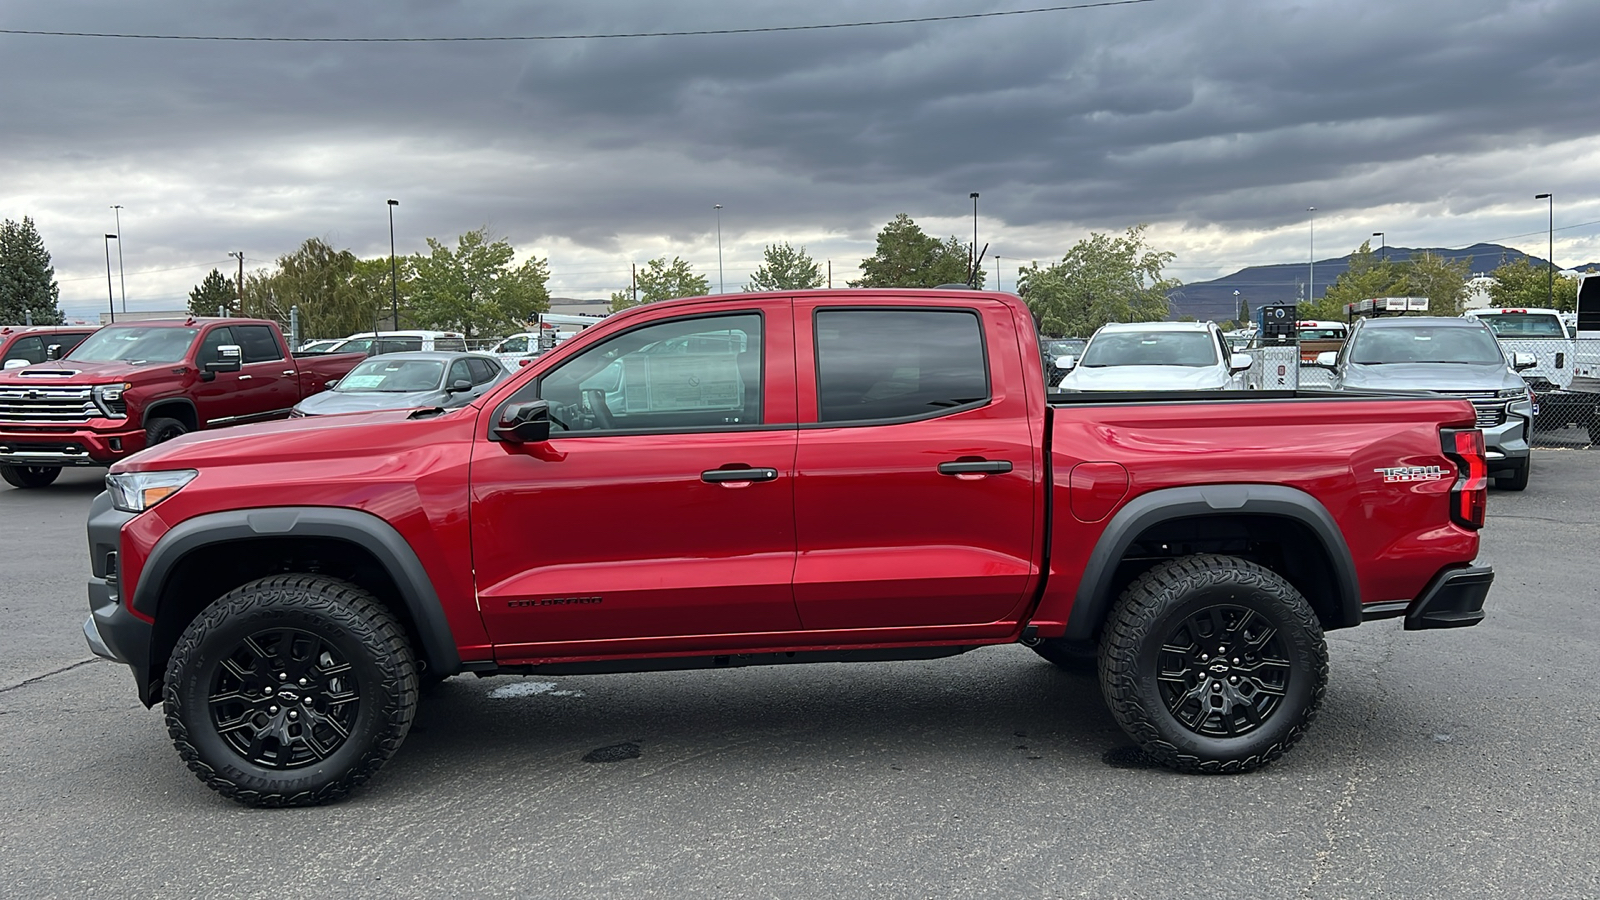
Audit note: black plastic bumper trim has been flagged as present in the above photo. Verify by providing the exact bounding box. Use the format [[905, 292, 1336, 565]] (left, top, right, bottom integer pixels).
[[1404, 565, 1493, 630]]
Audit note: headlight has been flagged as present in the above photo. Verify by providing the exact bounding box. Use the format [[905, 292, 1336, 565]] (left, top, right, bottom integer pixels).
[[106, 469, 197, 513], [93, 383, 131, 418], [1495, 388, 1526, 400]]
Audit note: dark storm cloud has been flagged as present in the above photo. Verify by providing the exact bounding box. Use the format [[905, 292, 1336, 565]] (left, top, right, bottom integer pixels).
[[2, 0, 1598, 312]]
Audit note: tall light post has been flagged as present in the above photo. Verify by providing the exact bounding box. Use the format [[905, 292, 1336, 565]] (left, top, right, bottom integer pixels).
[[1373, 231, 1385, 263], [227, 251, 244, 315], [1535, 193, 1553, 308], [387, 199, 400, 329], [713, 204, 724, 294], [102, 234, 118, 323], [110, 205, 127, 313], [1307, 207, 1317, 303], [970, 192, 980, 282]]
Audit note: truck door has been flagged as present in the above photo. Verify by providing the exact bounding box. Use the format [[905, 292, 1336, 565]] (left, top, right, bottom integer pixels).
[[470, 303, 801, 653], [790, 300, 1042, 631], [194, 325, 299, 425]]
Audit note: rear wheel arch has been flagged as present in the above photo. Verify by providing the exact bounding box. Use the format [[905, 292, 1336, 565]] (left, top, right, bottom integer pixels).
[[1061, 485, 1359, 646], [134, 508, 460, 705]]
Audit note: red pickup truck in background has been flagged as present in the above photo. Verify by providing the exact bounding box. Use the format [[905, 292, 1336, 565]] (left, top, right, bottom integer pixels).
[[0, 324, 99, 369], [82, 290, 1493, 806], [0, 317, 363, 488]]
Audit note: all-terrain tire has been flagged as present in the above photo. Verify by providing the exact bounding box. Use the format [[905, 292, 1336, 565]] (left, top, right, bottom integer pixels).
[[1098, 554, 1327, 775], [1496, 457, 1530, 492], [144, 416, 189, 449], [0, 464, 61, 488], [163, 574, 418, 807]]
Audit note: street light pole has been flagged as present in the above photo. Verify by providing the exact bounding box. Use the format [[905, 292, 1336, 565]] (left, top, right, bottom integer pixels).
[[387, 199, 400, 329], [1307, 207, 1317, 304], [714, 204, 724, 294], [970, 192, 980, 282], [103, 234, 118, 323], [1373, 231, 1385, 263], [1535, 193, 1553, 307], [110, 205, 126, 313]]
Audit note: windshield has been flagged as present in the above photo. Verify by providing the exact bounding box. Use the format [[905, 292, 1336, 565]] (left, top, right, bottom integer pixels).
[[1298, 327, 1346, 340], [1079, 331, 1219, 368], [1043, 340, 1085, 356], [335, 358, 445, 392], [67, 326, 199, 364], [1349, 326, 1505, 365], [1477, 313, 1565, 337]]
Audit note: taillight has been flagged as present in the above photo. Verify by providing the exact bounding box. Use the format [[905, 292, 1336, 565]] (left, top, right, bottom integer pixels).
[[1441, 428, 1487, 529]]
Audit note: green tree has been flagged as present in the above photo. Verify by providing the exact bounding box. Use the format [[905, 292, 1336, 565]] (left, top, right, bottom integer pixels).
[[1487, 256, 1580, 311], [611, 256, 711, 311], [744, 242, 824, 292], [852, 214, 984, 288], [264, 238, 373, 338], [1397, 251, 1472, 316], [1236, 292, 1250, 328], [187, 268, 236, 317], [1015, 226, 1177, 337], [408, 229, 551, 338], [0, 216, 63, 324], [1312, 241, 1402, 319]]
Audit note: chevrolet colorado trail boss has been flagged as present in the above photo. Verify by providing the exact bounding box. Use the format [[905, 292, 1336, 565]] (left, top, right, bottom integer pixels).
[[83, 290, 1494, 806], [0, 317, 363, 488]]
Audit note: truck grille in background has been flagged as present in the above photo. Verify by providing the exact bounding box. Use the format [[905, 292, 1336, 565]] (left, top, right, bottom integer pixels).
[[1468, 399, 1506, 428], [0, 386, 97, 423]]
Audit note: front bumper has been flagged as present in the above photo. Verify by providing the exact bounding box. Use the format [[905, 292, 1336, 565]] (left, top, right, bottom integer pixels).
[[1481, 402, 1532, 470], [0, 424, 144, 467], [83, 491, 155, 704]]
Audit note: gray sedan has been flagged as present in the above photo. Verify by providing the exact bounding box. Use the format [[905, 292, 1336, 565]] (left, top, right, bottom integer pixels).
[[1314, 316, 1536, 490], [291, 351, 507, 417]]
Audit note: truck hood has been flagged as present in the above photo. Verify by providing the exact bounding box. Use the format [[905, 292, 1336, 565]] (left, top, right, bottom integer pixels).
[[1339, 362, 1521, 393], [294, 389, 450, 416], [110, 407, 459, 473], [1058, 365, 1231, 392], [0, 359, 177, 385]]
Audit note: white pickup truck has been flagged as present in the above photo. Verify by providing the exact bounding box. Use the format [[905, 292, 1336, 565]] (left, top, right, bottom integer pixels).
[[1462, 307, 1584, 434]]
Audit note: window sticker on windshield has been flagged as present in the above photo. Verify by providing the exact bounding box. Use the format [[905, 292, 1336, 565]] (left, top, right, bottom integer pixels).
[[341, 374, 387, 389]]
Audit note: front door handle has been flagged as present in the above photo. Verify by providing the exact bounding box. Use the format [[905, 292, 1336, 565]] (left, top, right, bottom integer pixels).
[[701, 466, 780, 484], [237, 374, 253, 381], [282, 370, 296, 376], [938, 459, 1013, 476]]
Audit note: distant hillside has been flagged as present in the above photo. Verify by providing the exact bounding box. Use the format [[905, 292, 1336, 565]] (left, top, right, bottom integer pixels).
[[1166, 243, 1557, 322]]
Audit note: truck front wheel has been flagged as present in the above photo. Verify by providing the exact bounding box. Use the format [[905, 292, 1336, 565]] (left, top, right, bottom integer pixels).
[[0, 464, 61, 488], [145, 416, 190, 448], [1098, 554, 1327, 774], [163, 575, 418, 807]]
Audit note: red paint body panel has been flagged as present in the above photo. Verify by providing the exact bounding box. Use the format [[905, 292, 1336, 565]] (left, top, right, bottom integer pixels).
[[104, 290, 1483, 671]]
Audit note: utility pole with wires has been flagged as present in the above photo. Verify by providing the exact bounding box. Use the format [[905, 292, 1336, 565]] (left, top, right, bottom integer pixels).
[[227, 251, 244, 315], [110, 205, 127, 313]]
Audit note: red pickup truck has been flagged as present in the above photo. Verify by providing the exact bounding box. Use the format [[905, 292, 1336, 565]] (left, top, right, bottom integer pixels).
[[82, 290, 1493, 806], [0, 317, 363, 488]]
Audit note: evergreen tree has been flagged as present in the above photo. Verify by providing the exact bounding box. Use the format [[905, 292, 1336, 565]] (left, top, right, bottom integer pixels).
[[0, 216, 64, 324], [744, 242, 824, 292], [188, 268, 236, 317]]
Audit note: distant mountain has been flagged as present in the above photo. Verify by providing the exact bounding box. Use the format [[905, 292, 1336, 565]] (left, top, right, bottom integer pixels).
[[1167, 243, 1553, 322]]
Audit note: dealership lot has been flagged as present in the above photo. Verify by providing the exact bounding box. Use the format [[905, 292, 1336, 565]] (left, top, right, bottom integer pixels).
[[2, 457, 1597, 898]]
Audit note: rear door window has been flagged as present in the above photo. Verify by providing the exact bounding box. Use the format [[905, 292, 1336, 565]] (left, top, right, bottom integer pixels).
[[813, 309, 988, 424], [466, 357, 500, 384]]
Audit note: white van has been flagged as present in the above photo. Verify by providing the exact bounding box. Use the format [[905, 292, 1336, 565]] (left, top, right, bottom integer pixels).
[[330, 330, 468, 356]]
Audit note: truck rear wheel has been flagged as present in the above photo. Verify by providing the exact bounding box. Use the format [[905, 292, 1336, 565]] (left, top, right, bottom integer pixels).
[[163, 574, 418, 807], [1098, 554, 1327, 774], [0, 464, 61, 488]]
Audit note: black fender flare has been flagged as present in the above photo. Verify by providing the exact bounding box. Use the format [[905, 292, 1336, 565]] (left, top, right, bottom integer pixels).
[[131, 506, 461, 675], [141, 397, 199, 431], [1062, 484, 1361, 643]]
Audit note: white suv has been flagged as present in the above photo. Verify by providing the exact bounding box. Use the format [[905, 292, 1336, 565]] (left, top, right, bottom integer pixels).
[[1056, 321, 1252, 391], [330, 330, 468, 356]]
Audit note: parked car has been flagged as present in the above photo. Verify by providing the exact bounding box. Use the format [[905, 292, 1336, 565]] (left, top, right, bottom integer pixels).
[[1295, 320, 1349, 363], [0, 317, 365, 488], [291, 352, 507, 417], [296, 339, 345, 354], [1056, 321, 1251, 391], [1, 324, 98, 369], [329, 330, 468, 356], [1039, 338, 1086, 386], [85, 288, 1493, 806], [1314, 316, 1535, 490]]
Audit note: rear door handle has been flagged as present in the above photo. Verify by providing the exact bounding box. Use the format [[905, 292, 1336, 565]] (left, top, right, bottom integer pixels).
[[701, 466, 780, 484], [282, 370, 296, 376], [938, 459, 1013, 476], [237, 374, 253, 381]]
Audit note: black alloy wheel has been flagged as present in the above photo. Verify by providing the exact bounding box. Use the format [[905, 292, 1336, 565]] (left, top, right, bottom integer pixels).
[[144, 416, 189, 448], [207, 628, 361, 769], [1153, 604, 1290, 738]]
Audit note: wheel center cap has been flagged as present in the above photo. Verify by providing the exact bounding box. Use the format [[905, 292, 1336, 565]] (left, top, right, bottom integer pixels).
[[1206, 660, 1231, 676], [277, 688, 301, 702]]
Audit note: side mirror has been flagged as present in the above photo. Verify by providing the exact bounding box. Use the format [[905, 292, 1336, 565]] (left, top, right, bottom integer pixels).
[[1512, 351, 1537, 372], [3, 359, 27, 370], [1056, 355, 1076, 372], [492, 400, 551, 444], [207, 344, 243, 375], [1229, 352, 1254, 373], [1314, 351, 1338, 369], [45, 343, 62, 361], [448, 379, 472, 393]]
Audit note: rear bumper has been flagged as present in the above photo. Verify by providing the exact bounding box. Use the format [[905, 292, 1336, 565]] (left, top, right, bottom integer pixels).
[[0, 424, 143, 467], [1363, 565, 1492, 629]]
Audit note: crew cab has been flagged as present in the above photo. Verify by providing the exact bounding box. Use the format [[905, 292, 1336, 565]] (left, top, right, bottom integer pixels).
[[0, 324, 98, 369], [0, 317, 364, 488], [82, 290, 1494, 806]]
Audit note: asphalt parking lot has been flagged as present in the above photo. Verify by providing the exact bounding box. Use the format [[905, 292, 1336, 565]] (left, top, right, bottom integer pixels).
[[3, 455, 1598, 899]]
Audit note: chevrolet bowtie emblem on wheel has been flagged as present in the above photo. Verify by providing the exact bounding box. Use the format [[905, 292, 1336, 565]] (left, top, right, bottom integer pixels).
[[1374, 465, 1447, 483]]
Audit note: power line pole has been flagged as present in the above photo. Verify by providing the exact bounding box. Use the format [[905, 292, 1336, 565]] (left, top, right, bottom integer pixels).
[[228, 251, 244, 314], [111, 205, 127, 313]]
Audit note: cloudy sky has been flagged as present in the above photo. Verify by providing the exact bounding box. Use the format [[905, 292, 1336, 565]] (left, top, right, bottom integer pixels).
[[3, 0, 1598, 321]]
